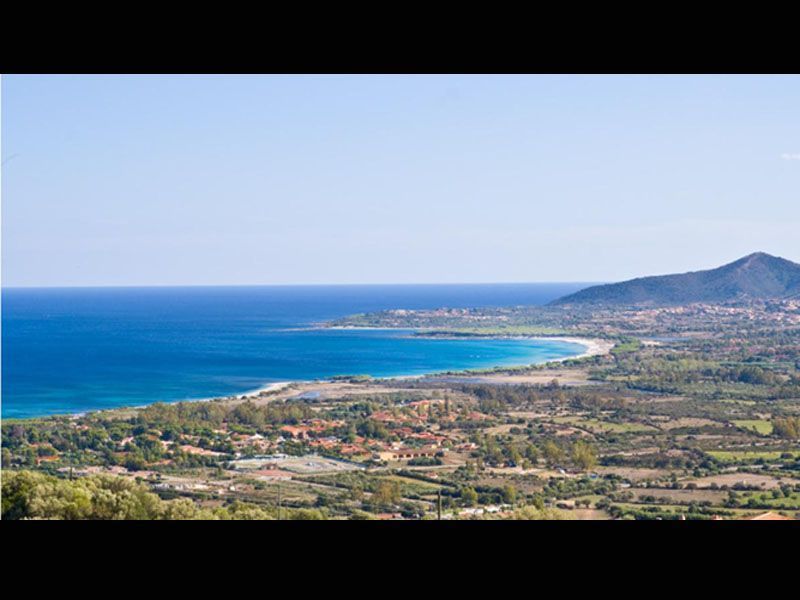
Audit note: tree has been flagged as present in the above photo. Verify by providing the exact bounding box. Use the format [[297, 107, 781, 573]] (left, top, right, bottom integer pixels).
[[542, 441, 565, 466], [773, 416, 800, 440], [461, 486, 478, 507], [571, 441, 598, 471], [372, 481, 401, 508], [501, 484, 517, 505], [506, 444, 522, 466], [506, 506, 571, 520], [1, 470, 275, 520]]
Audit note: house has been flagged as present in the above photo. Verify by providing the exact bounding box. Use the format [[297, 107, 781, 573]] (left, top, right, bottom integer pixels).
[[339, 444, 370, 456], [407, 431, 447, 445], [280, 425, 311, 439], [377, 445, 441, 461], [370, 411, 403, 424]]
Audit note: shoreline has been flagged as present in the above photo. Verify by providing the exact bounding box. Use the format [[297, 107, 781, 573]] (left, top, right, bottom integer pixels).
[[6, 335, 611, 421], [325, 325, 613, 362], [542, 336, 614, 361]]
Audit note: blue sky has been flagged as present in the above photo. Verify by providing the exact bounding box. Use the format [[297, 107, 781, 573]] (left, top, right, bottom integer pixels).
[[2, 74, 799, 286]]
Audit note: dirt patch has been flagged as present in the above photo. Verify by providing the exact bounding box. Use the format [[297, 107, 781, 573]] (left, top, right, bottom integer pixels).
[[596, 466, 674, 482], [684, 472, 800, 490], [428, 367, 596, 387], [571, 508, 611, 520]]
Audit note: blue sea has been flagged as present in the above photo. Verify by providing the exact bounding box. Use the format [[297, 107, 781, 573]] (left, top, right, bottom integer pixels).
[[2, 283, 589, 419]]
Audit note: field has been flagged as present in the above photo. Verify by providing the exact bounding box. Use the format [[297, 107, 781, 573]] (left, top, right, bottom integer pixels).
[[705, 450, 800, 463], [731, 420, 774, 435], [551, 416, 657, 434]]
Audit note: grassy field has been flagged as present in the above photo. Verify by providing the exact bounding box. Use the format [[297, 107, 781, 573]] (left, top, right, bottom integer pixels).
[[738, 491, 800, 509], [706, 450, 800, 463], [732, 419, 774, 435], [610, 339, 642, 355], [628, 487, 728, 504], [719, 399, 759, 406], [552, 416, 656, 433], [612, 502, 798, 519], [379, 474, 444, 493]]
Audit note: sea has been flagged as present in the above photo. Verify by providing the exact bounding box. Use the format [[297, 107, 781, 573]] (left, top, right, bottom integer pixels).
[[1, 283, 590, 419]]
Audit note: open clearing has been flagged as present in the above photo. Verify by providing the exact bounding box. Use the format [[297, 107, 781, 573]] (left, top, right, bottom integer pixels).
[[430, 367, 596, 387], [231, 454, 362, 475], [628, 487, 728, 504], [684, 472, 800, 490], [552, 416, 656, 434], [731, 420, 774, 435], [706, 450, 800, 463]]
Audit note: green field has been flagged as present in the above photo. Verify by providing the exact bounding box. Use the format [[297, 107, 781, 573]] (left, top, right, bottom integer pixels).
[[739, 492, 800, 509], [380, 475, 444, 493], [732, 420, 774, 435], [706, 450, 800, 463], [610, 339, 642, 355], [612, 502, 798, 519], [552, 416, 656, 433]]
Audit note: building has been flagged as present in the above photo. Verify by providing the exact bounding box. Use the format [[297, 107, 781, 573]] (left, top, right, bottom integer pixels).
[[377, 446, 441, 461], [280, 425, 311, 440]]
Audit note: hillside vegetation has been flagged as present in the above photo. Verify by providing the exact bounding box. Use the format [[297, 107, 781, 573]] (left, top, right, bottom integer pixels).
[[551, 253, 800, 307]]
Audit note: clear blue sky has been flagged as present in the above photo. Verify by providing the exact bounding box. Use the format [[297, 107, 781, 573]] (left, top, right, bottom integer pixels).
[[2, 74, 799, 287]]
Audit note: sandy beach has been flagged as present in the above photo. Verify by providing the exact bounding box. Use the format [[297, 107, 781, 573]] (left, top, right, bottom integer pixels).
[[237, 381, 294, 399], [325, 325, 613, 361], [69, 335, 614, 418], [404, 332, 614, 363], [543, 337, 615, 362], [219, 335, 614, 406]]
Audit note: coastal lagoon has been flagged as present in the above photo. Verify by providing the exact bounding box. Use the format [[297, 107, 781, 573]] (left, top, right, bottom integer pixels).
[[2, 283, 589, 419]]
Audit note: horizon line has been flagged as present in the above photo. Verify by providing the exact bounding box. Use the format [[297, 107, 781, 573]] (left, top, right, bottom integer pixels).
[[2, 280, 604, 291]]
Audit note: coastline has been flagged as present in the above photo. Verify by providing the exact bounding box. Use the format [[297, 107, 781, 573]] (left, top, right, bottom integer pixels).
[[7, 334, 612, 421], [196, 335, 611, 405], [544, 336, 614, 361], [217, 335, 613, 396], [235, 381, 295, 399], [324, 325, 613, 362]]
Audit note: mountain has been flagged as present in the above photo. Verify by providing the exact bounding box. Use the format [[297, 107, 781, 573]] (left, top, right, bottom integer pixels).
[[550, 252, 800, 307]]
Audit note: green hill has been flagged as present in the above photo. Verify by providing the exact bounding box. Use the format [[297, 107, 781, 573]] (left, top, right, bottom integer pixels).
[[551, 252, 800, 307]]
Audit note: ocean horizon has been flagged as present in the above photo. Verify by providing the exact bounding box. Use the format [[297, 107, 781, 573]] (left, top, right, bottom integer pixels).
[[2, 283, 592, 419]]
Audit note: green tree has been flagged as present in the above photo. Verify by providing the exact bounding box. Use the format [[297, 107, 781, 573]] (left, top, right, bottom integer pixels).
[[571, 441, 598, 471], [501, 484, 517, 505], [542, 441, 565, 466], [773, 416, 800, 440], [1, 470, 277, 521], [507, 506, 571, 520], [461, 486, 478, 507], [372, 480, 401, 507]]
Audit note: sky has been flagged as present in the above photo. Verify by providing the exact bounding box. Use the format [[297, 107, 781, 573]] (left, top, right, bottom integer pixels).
[[2, 74, 799, 287]]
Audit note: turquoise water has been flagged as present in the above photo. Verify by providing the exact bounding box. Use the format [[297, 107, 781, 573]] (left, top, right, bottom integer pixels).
[[2, 284, 589, 419]]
